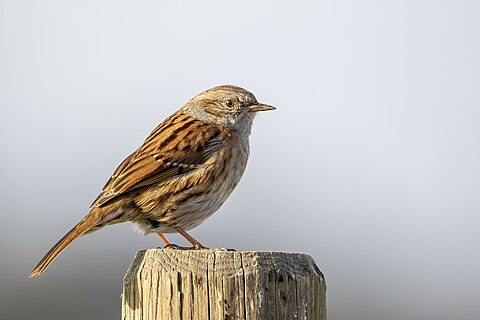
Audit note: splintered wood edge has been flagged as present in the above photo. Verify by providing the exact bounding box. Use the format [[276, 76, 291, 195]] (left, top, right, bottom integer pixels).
[[123, 250, 147, 285]]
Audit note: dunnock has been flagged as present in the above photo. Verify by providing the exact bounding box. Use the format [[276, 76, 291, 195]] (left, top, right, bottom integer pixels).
[[30, 85, 275, 277]]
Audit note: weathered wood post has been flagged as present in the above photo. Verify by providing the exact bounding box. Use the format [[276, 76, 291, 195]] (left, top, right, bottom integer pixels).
[[122, 249, 326, 320]]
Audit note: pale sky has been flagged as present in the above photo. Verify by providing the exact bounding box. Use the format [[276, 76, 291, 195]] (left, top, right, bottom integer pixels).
[[1, 1, 479, 319]]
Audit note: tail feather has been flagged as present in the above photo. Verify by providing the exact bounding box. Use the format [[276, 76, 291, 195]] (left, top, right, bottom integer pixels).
[[30, 220, 90, 278]]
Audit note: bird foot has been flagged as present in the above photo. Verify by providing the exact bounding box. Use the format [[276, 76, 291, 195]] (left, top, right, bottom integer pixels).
[[163, 243, 209, 250], [161, 244, 236, 251], [213, 247, 236, 252]]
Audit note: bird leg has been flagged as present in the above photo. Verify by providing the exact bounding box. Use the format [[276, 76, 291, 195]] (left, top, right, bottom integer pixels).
[[160, 225, 235, 251], [157, 232, 171, 245], [163, 225, 208, 250]]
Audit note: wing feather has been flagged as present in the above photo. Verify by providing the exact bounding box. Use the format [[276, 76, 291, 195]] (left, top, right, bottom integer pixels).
[[91, 112, 223, 207]]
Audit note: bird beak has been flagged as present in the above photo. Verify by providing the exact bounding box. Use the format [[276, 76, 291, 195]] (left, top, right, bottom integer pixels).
[[248, 104, 276, 113]]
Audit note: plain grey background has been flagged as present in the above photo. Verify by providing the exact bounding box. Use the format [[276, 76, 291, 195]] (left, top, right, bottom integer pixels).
[[1, 1, 479, 319]]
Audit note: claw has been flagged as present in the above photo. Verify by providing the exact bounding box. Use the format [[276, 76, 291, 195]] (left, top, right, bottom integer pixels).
[[163, 243, 208, 250]]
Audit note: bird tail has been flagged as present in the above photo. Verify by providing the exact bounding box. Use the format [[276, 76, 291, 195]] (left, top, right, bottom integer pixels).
[[29, 214, 97, 278]]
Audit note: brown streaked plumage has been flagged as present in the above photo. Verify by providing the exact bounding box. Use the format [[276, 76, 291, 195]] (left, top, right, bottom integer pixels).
[[30, 85, 275, 277]]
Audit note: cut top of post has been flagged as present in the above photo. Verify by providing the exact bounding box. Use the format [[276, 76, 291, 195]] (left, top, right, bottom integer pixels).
[[122, 250, 326, 320]]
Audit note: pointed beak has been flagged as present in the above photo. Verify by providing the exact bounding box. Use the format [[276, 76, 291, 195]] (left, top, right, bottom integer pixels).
[[248, 103, 276, 113]]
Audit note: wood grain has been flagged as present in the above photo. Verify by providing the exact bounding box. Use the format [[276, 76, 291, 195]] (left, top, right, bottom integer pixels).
[[122, 249, 326, 320]]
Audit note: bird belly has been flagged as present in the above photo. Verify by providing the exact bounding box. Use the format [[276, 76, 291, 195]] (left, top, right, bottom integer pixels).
[[134, 145, 248, 234], [169, 175, 239, 230]]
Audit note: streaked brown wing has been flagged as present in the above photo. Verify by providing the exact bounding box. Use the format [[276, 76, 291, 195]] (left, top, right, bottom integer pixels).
[[91, 112, 223, 207], [90, 151, 136, 207]]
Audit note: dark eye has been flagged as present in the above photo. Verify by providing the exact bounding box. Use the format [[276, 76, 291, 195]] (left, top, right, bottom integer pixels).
[[225, 100, 234, 108]]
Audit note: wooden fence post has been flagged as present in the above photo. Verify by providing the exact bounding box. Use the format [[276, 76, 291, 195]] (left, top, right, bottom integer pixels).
[[122, 249, 326, 320]]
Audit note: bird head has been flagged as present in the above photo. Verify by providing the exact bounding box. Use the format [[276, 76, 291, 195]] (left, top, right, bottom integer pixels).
[[184, 85, 275, 135]]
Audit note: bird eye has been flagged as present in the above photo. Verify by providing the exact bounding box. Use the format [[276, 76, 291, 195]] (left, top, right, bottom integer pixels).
[[225, 100, 234, 108]]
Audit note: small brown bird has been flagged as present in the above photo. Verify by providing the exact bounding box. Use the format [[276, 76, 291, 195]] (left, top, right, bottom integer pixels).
[[30, 85, 275, 277]]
